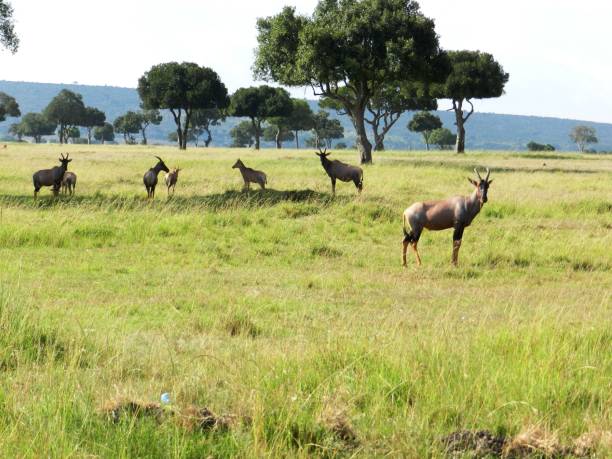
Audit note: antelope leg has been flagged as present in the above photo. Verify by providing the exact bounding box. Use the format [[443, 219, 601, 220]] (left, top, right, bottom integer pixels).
[[411, 243, 422, 266]]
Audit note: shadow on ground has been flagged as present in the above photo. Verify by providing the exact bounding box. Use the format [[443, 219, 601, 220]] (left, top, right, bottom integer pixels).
[[0, 189, 350, 212]]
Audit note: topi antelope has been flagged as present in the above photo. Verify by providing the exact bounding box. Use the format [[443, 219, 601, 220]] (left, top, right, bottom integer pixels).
[[32, 153, 72, 198], [143, 156, 169, 199], [165, 167, 181, 196], [316, 148, 363, 195], [232, 159, 267, 190], [61, 171, 77, 195], [402, 168, 493, 267]]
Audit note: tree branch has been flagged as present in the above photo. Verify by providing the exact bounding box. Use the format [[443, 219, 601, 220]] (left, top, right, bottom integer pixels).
[[463, 99, 475, 123]]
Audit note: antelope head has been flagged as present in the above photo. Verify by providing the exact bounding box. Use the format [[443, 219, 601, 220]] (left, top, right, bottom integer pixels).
[[59, 153, 72, 167], [468, 168, 493, 205], [154, 156, 170, 173], [315, 147, 330, 159]]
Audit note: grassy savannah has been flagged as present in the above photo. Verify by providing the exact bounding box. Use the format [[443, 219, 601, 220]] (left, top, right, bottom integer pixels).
[[0, 144, 610, 457]]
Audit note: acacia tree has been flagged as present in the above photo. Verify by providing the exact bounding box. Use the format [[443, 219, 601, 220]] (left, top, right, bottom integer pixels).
[[113, 111, 141, 144], [81, 106, 106, 144], [93, 122, 115, 143], [435, 50, 509, 153], [254, 1, 448, 164], [263, 124, 294, 149], [139, 108, 162, 145], [0, 0, 18, 53], [190, 108, 225, 147], [312, 111, 344, 148], [43, 89, 86, 144], [230, 121, 256, 148], [230, 86, 293, 150], [570, 126, 598, 152], [429, 128, 456, 150], [278, 99, 315, 149], [0, 91, 19, 122], [408, 111, 442, 150], [138, 62, 229, 150], [14, 112, 56, 143]]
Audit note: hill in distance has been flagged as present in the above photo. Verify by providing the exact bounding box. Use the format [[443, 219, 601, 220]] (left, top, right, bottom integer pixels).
[[1, 80, 611, 151]]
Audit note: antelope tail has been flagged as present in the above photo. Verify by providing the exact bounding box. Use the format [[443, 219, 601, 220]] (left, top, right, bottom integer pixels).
[[402, 213, 414, 243]]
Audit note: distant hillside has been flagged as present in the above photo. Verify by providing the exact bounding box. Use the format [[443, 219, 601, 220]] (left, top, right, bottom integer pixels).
[[2, 80, 612, 151]]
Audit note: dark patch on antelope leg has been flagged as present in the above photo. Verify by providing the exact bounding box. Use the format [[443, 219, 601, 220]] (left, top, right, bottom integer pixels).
[[452, 227, 464, 266]]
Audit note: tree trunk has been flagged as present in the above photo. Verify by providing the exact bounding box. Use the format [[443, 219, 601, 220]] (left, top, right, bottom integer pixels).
[[204, 128, 212, 147], [295, 130, 299, 149], [353, 109, 373, 164], [253, 118, 261, 150], [374, 133, 385, 151], [275, 128, 282, 149], [141, 128, 148, 145], [87, 127, 92, 145], [455, 115, 466, 154]]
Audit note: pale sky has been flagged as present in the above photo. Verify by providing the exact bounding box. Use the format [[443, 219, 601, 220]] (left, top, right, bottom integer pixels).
[[1, 0, 611, 123]]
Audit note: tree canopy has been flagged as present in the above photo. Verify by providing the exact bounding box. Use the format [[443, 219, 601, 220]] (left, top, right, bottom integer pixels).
[[0, 91, 20, 122], [13, 112, 56, 143], [43, 89, 86, 144], [113, 111, 142, 144], [434, 50, 509, 153], [312, 111, 344, 149], [81, 106, 106, 144], [569, 126, 598, 152], [429, 128, 456, 150], [229, 85, 292, 150], [230, 120, 256, 148], [254, 0, 448, 163], [0, 0, 18, 53], [93, 122, 115, 143], [138, 108, 162, 145], [138, 62, 229, 149], [408, 111, 443, 150]]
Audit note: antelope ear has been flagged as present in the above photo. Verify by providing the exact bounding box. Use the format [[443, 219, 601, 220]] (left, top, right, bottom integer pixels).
[[487, 179, 493, 185], [468, 178, 477, 186]]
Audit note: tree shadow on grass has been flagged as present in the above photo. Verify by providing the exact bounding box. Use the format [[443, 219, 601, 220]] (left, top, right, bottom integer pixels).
[[0, 189, 350, 212]]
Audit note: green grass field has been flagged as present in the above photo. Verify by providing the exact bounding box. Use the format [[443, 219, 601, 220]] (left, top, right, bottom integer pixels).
[[0, 144, 610, 458]]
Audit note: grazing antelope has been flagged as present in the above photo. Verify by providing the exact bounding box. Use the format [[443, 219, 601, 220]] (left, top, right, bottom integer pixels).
[[32, 153, 72, 198], [402, 168, 493, 267], [232, 159, 267, 190], [61, 171, 77, 195], [143, 156, 170, 199], [316, 148, 363, 195], [165, 167, 181, 196]]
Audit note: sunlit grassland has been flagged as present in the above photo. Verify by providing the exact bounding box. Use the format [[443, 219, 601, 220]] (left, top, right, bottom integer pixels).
[[0, 143, 610, 457]]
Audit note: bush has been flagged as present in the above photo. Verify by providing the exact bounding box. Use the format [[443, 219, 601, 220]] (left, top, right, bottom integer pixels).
[[527, 141, 556, 152]]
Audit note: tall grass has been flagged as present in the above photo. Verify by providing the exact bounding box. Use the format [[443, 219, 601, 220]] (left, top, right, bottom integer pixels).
[[0, 144, 609, 457]]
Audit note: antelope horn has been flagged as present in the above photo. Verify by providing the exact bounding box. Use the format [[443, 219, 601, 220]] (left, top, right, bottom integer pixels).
[[485, 167, 491, 182], [154, 156, 163, 162], [474, 168, 483, 180]]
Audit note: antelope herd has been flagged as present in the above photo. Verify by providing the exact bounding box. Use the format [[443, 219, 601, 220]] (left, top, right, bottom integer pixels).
[[28, 150, 493, 266]]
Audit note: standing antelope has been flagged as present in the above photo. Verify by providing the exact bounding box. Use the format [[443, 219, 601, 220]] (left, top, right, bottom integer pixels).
[[165, 168, 181, 196], [402, 168, 493, 267], [316, 148, 363, 195], [61, 171, 77, 195], [143, 156, 170, 199], [232, 159, 267, 190], [32, 153, 72, 198]]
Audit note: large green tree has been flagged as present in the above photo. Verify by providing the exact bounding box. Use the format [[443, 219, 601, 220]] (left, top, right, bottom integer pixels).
[[43, 89, 86, 144], [113, 111, 142, 144], [13, 112, 56, 143], [429, 127, 456, 150], [81, 106, 106, 144], [139, 107, 162, 145], [0, 91, 19, 122], [93, 122, 115, 143], [138, 62, 229, 150], [0, 0, 18, 53], [190, 108, 225, 147], [312, 111, 344, 148], [254, 1, 448, 164], [230, 121, 256, 148], [267, 99, 315, 149], [229, 85, 292, 150], [263, 124, 294, 149], [407, 111, 442, 150], [434, 50, 509, 153]]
